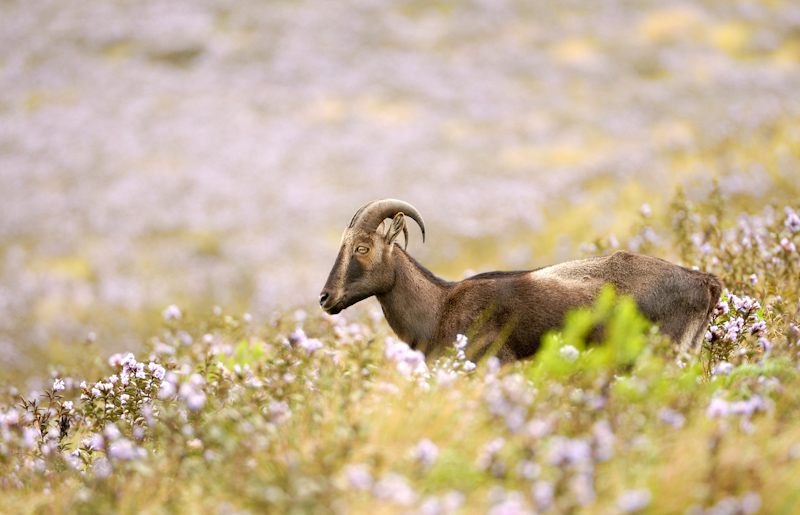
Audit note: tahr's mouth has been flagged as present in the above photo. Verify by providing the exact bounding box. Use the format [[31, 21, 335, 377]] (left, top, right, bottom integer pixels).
[[319, 294, 344, 314], [323, 303, 343, 315]]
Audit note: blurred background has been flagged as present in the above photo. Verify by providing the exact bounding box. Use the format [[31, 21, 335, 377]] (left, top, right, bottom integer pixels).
[[2, 0, 799, 384]]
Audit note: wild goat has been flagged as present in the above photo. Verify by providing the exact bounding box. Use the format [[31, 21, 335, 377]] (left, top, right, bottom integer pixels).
[[319, 199, 722, 364]]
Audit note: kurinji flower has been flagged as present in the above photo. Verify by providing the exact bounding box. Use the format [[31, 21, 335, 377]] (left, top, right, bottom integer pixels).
[[659, 408, 686, 428], [162, 304, 182, 320], [342, 464, 373, 491], [299, 337, 323, 354], [477, 437, 506, 470], [413, 438, 439, 468], [437, 369, 458, 387], [617, 488, 652, 513], [22, 427, 38, 449], [108, 438, 146, 461], [548, 436, 592, 467], [569, 473, 596, 506], [149, 363, 166, 380], [178, 375, 207, 411], [267, 400, 291, 425], [532, 480, 554, 512], [93, 457, 112, 479], [592, 420, 616, 462], [517, 460, 542, 480], [740, 492, 762, 514], [288, 328, 307, 346], [487, 492, 533, 515], [707, 397, 730, 418], [730, 395, 766, 417], [559, 345, 580, 362], [52, 378, 65, 392], [373, 472, 419, 506], [385, 338, 428, 379], [712, 362, 734, 375], [785, 210, 800, 233]]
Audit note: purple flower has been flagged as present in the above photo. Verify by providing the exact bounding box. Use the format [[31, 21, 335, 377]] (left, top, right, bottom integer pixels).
[[532, 481, 554, 512], [712, 362, 734, 375], [373, 472, 418, 506], [617, 488, 652, 513], [53, 378, 65, 392], [706, 397, 729, 418], [785, 211, 800, 233], [267, 400, 292, 425], [413, 438, 439, 468], [659, 408, 685, 428], [517, 460, 542, 480], [342, 464, 373, 491], [299, 337, 323, 354], [548, 436, 592, 467], [178, 374, 207, 411], [108, 438, 146, 461]]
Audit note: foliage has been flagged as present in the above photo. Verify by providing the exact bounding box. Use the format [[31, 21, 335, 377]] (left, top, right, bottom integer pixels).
[[2, 190, 800, 514]]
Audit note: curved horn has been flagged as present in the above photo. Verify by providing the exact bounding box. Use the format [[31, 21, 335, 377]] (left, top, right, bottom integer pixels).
[[348, 199, 426, 244]]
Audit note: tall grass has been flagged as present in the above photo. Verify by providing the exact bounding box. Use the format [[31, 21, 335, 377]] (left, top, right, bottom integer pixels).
[[2, 192, 799, 514]]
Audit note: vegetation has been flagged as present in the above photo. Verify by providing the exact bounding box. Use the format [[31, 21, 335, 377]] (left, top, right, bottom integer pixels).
[[2, 193, 799, 514], [3, 0, 800, 512]]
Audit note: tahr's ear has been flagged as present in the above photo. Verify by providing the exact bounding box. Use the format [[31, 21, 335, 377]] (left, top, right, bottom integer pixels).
[[386, 213, 407, 249]]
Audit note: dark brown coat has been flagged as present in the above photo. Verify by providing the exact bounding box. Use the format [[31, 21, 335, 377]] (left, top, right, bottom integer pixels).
[[320, 200, 722, 364]]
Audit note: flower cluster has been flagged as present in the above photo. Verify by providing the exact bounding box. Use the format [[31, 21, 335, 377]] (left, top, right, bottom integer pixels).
[[384, 337, 429, 382], [81, 353, 166, 429]]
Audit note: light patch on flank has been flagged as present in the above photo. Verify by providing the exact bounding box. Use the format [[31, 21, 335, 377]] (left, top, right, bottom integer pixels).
[[679, 318, 703, 352]]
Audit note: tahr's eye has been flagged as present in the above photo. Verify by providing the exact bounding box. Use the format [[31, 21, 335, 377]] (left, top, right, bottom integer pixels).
[[355, 246, 370, 255]]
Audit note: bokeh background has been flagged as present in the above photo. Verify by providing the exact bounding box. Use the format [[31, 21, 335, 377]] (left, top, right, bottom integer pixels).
[[2, 0, 799, 384]]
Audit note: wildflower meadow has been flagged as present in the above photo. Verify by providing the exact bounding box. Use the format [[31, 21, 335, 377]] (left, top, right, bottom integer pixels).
[[3, 0, 800, 513]]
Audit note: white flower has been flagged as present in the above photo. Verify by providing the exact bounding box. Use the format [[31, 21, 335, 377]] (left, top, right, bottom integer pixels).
[[455, 334, 468, 350], [52, 378, 65, 392], [559, 345, 580, 362], [463, 360, 477, 371], [162, 304, 182, 320]]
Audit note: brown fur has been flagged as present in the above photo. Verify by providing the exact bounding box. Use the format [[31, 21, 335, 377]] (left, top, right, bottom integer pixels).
[[320, 208, 722, 364]]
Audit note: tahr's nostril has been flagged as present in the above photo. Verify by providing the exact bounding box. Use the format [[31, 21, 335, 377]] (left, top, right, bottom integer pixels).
[[319, 293, 329, 306]]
